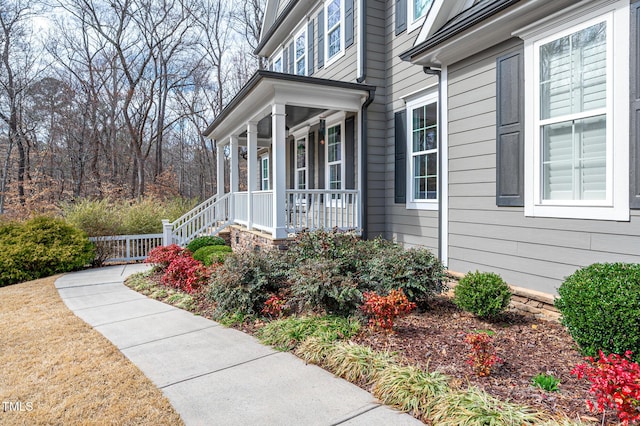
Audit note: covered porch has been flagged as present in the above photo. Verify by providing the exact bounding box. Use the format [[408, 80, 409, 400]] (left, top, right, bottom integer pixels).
[[204, 71, 375, 240]]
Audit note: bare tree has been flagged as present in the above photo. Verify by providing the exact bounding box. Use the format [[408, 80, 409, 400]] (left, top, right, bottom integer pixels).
[[0, 0, 45, 211]]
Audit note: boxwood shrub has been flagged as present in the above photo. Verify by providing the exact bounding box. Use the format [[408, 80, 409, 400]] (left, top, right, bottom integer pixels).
[[0, 216, 95, 286], [192, 245, 232, 266], [453, 271, 512, 319], [555, 263, 640, 361], [186, 236, 226, 253]]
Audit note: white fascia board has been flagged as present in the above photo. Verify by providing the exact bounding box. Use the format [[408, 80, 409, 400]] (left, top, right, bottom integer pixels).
[[410, 0, 576, 67]]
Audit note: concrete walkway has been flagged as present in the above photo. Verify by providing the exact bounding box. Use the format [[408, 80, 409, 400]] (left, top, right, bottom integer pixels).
[[55, 265, 422, 426]]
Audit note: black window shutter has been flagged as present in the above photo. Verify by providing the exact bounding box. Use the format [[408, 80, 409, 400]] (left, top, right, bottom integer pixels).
[[268, 62, 273, 71], [496, 48, 524, 207], [394, 111, 406, 203], [288, 42, 294, 74], [631, 1, 640, 208], [317, 10, 325, 69], [395, 0, 406, 36], [308, 20, 315, 76], [345, 116, 355, 189], [318, 129, 325, 189], [282, 47, 288, 73], [345, 0, 354, 48]]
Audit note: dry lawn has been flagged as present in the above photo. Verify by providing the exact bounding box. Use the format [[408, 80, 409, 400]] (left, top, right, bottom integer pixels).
[[0, 276, 184, 425]]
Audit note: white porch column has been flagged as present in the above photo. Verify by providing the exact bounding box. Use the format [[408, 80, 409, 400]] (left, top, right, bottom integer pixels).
[[216, 142, 224, 196], [229, 135, 239, 193], [271, 103, 288, 239], [246, 122, 258, 230]]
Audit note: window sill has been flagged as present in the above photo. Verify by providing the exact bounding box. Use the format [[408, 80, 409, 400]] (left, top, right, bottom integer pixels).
[[525, 204, 629, 221], [406, 201, 439, 211]]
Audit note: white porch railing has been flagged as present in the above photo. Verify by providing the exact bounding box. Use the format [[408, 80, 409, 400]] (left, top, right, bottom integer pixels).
[[235, 192, 248, 224], [166, 193, 231, 246], [286, 190, 360, 232], [162, 189, 360, 247], [89, 234, 163, 263], [252, 191, 273, 232]]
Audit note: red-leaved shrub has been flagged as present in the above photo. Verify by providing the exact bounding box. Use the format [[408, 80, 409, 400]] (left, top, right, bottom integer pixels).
[[360, 289, 416, 331], [572, 350, 640, 425], [262, 295, 286, 318], [464, 332, 502, 377], [161, 255, 211, 294], [145, 244, 186, 270]]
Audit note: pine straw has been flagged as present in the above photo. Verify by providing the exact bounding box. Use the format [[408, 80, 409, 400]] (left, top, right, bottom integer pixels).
[[0, 276, 183, 425]]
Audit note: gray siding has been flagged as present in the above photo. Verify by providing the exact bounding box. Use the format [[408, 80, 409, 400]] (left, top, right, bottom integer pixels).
[[383, 0, 440, 253], [447, 39, 640, 295]]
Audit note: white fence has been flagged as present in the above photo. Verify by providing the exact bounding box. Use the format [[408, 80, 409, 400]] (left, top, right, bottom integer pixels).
[[89, 234, 164, 263], [286, 190, 360, 232]]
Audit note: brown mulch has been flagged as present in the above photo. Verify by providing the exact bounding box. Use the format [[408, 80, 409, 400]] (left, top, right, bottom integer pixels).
[[352, 296, 613, 424]]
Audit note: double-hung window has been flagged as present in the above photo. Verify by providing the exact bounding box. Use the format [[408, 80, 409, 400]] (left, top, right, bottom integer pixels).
[[296, 138, 307, 190], [261, 154, 270, 191], [327, 123, 343, 200], [406, 92, 438, 210], [325, 0, 345, 65], [522, 1, 629, 220], [295, 28, 306, 76]]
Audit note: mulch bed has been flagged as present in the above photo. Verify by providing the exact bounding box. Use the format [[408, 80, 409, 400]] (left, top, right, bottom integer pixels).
[[138, 271, 619, 424], [351, 296, 615, 424]]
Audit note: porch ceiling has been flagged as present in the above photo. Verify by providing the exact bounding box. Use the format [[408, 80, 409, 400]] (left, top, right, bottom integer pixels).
[[203, 70, 375, 143]]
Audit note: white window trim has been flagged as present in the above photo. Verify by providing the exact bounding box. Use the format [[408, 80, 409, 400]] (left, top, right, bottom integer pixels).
[[261, 154, 270, 191], [295, 137, 308, 190], [522, 0, 629, 221], [271, 48, 283, 73], [325, 120, 345, 203], [294, 26, 307, 76], [408, 0, 433, 33], [406, 91, 439, 211], [324, 0, 345, 67]]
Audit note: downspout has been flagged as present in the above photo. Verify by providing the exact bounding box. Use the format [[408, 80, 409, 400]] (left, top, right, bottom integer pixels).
[[356, 0, 367, 83], [358, 0, 371, 238], [423, 66, 444, 261], [360, 88, 375, 240]]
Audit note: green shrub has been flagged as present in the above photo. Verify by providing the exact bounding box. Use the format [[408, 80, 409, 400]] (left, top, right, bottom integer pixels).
[[192, 245, 232, 266], [555, 263, 640, 361], [63, 198, 121, 237], [0, 216, 94, 286], [289, 258, 362, 316], [453, 271, 512, 319], [186, 236, 226, 254], [120, 198, 166, 235], [208, 249, 290, 318], [361, 246, 447, 308]]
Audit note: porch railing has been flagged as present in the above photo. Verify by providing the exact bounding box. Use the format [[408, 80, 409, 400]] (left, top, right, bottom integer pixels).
[[285, 189, 360, 232], [166, 193, 231, 246], [163, 189, 360, 247], [89, 233, 163, 263]]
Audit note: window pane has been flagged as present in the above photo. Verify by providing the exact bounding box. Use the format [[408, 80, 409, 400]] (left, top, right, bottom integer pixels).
[[297, 59, 305, 75], [542, 115, 606, 200], [330, 164, 341, 189], [273, 58, 282, 72], [413, 0, 433, 21], [328, 0, 340, 28], [297, 170, 306, 189], [412, 103, 437, 153], [297, 140, 306, 168], [328, 28, 341, 58], [328, 126, 341, 162], [296, 34, 305, 59], [540, 22, 606, 120]]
